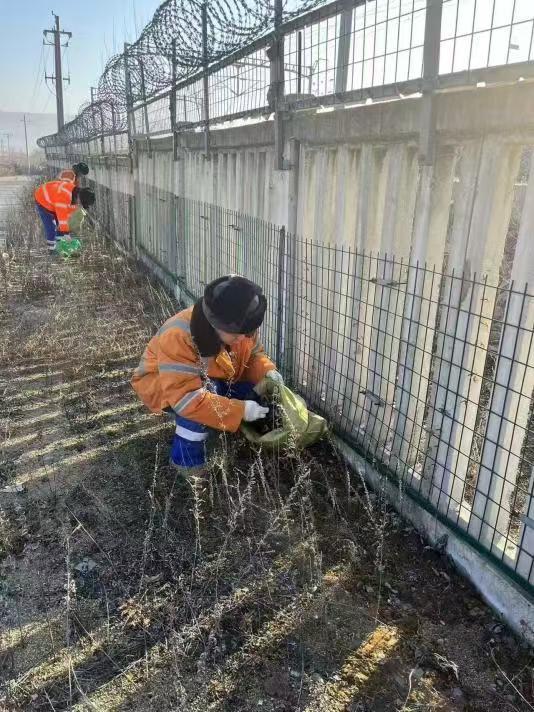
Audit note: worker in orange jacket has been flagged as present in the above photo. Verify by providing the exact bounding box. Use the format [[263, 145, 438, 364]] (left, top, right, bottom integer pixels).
[[34, 178, 95, 254], [132, 275, 284, 478]]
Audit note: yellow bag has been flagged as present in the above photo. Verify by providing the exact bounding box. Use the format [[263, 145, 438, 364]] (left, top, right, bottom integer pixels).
[[240, 380, 327, 449]]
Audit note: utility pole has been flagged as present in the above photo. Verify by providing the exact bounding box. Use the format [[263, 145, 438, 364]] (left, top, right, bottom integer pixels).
[[44, 13, 72, 132], [22, 115, 30, 175]]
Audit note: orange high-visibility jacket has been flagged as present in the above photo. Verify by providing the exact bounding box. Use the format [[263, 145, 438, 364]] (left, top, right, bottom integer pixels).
[[131, 307, 275, 432], [34, 180, 76, 233]]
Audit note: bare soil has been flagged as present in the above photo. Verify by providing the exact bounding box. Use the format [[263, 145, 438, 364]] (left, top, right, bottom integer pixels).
[[0, 190, 533, 712]]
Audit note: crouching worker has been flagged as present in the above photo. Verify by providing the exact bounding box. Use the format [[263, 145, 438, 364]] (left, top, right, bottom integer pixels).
[[131, 275, 284, 480], [34, 177, 95, 254]]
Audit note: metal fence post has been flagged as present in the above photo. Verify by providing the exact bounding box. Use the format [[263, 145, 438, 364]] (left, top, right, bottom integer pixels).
[[128, 194, 136, 250], [275, 226, 286, 367], [167, 185, 178, 280], [335, 0, 354, 95], [176, 195, 187, 285], [281, 137, 300, 383], [201, 2, 210, 156], [419, 0, 443, 165], [110, 102, 118, 161], [175, 136, 187, 284], [170, 39, 179, 161], [98, 103, 106, 154], [138, 58, 151, 156], [282, 225, 297, 385], [86, 107, 92, 158], [124, 43, 136, 169], [270, 0, 285, 170], [297, 31, 303, 94]]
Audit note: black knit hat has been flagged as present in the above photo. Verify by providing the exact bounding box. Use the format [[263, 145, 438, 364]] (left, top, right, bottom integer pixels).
[[73, 162, 89, 176], [202, 275, 267, 334]]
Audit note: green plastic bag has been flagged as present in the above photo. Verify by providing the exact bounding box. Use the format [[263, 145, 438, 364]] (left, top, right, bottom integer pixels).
[[67, 208, 87, 237], [56, 237, 82, 258], [240, 380, 327, 450], [68, 207, 95, 240]]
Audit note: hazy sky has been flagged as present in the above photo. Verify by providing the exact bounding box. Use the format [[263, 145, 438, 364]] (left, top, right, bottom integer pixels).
[[0, 0, 162, 116]]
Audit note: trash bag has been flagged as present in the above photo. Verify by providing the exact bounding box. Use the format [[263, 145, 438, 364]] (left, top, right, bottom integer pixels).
[[240, 379, 327, 450], [68, 207, 96, 240], [56, 237, 82, 258]]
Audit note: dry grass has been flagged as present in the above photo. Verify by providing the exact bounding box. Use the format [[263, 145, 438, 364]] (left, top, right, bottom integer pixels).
[[0, 185, 533, 712]]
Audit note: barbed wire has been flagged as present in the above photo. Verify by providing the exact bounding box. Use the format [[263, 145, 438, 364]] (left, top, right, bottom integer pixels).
[[38, 0, 326, 148]]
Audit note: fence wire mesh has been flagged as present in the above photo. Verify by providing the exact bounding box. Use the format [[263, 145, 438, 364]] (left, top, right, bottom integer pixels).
[[153, 196, 282, 359], [285, 0, 427, 99], [90, 185, 534, 592], [209, 52, 272, 122], [440, 0, 534, 74], [38, 0, 534, 154], [173, 79, 204, 127], [283, 241, 534, 586], [89, 181, 133, 249]]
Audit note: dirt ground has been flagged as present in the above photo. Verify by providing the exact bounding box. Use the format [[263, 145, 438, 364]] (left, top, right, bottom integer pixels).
[[0, 188, 533, 711]]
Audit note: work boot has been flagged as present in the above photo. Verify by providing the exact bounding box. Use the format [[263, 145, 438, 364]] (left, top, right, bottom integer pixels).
[[169, 460, 207, 487]]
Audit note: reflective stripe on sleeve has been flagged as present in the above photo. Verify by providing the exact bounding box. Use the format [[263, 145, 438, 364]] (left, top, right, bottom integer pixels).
[[159, 363, 201, 375], [158, 318, 191, 335], [135, 360, 146, 376], [173, 388, 205, 414]]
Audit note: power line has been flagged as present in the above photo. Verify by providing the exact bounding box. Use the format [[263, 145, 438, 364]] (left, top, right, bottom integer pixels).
[[29, 44, 46, 113], [132, 0, 139, 36], [39, 0, 327, 147], [44, 39, 56, 99], [43, 43, 52, 90], [61, 44, 71, 118], [40, 92, 52, 114], [44, 76, 56, 97]]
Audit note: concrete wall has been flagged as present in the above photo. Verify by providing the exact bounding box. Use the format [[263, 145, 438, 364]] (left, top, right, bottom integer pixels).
[[47, 80, 534, 641]]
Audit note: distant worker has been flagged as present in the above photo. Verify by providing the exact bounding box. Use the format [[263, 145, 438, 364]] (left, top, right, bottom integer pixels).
[[57, 162, 90, 185], [132, 275, 284, 480], [34, 177, 95, 254]]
